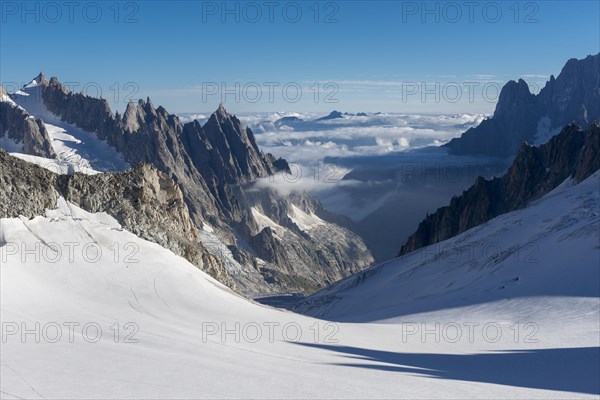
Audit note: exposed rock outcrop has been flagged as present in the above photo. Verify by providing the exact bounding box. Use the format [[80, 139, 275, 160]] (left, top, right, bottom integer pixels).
[[0, 149, 235, 288], [400, 123, 600, 256], [0, 85, 55, 158]]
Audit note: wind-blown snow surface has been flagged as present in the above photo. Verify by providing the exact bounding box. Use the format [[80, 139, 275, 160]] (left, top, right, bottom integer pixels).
[[5, 82, 129, 174], [1, 178, 599, 398]]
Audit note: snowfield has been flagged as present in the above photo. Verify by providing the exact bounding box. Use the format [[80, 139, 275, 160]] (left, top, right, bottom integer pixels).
[[1, 174, 599, 398]]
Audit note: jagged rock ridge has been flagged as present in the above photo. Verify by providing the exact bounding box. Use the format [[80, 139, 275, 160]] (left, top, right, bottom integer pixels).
[[39, 77, 287, 226], [238, 190, 374, 292], [399, 123, 600, 256]]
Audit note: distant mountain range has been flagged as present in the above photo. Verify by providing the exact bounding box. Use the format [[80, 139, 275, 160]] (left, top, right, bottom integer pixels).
[[0, 74, 374, 295], [273, 110, 372, 129], [292, 116, 599, 318], [446, 53, 599, 157]]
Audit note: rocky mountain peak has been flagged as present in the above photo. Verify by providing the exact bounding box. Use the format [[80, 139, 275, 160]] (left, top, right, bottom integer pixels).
[[125, 100, 136, 112], [209, 103, 240, 128], [46, 76, 71, 97], [34, 72, 47, 85], [561, 57, 582, 75], [217, 102, 228, 117], [123, 100, 140, 133], [142, 96, 158, 118], [317, 110, 344, 121], [191, 102, 282, 184], [494, 78, 534, 118]]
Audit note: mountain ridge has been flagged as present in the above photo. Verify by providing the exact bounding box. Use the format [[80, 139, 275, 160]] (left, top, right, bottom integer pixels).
[[1, 74, 374, 295], [445, 53, 600, 157], [400, 122, 600, 256]]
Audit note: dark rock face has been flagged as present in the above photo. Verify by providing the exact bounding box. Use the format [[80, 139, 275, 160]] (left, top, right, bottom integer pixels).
[[573, 127, 600, 182], [0, 87, 55, 158], [445, 53, 600, 157], [2, 75, 373, 295], [0, 149, 57, 217], [400, 123, 600, 256], [0, 149, 234, 287]]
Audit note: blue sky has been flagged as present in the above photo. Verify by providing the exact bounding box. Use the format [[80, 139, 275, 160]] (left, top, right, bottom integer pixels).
[[1, 0, 598, 114]]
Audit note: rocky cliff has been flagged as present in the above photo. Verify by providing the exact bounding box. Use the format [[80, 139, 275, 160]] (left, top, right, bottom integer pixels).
[[400, 123, 600, 256], [445, 53, 600, 157]]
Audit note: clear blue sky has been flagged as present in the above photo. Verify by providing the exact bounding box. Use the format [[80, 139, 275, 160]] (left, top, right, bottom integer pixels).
[[1, 0, 598, 114]]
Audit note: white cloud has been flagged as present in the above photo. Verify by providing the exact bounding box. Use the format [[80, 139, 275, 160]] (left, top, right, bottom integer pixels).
[[250, 169, 360, 197], [239, 112, 485, 168], [522, 74, 550, 79]]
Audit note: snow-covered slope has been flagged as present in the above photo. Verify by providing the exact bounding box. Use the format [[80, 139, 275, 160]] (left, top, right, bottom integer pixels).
[[6, 80, 129, 174], [289, 204, 326, 232], [1, 176, 599, 398], [298, 172, 600, 324], [0, 89, 16, 105]]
